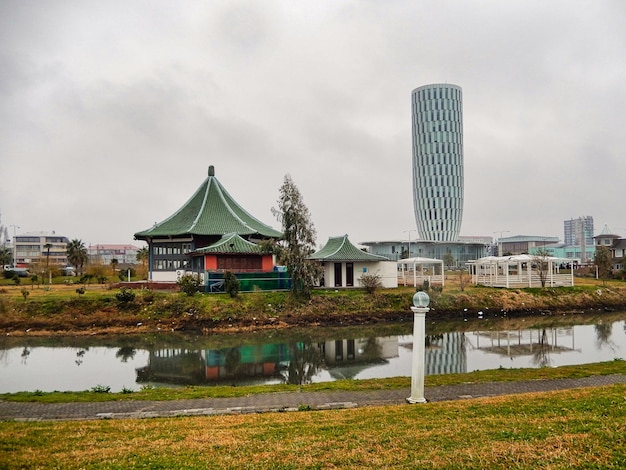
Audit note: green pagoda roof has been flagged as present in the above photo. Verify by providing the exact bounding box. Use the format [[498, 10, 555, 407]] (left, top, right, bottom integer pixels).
[[309, 235, 390, 262], [194, 233, 264, 254], [135, 166, 282, 239]]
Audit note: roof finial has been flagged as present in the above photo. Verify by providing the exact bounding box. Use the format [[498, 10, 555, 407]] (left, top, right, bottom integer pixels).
[[209, 165, 215, 177]]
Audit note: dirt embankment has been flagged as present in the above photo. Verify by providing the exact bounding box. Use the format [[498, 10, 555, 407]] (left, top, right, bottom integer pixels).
[[1, 284, 626, 336]]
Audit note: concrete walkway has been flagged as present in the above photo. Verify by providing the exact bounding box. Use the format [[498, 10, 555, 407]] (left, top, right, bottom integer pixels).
[[2, 374, 625, 422]]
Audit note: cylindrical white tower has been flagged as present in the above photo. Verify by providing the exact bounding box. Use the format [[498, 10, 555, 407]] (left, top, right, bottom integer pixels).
[[411, 84, 464, 242]]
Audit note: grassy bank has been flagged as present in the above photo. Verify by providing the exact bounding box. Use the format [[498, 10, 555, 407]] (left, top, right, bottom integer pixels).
[[2, 383, 625, 469], [2, 360, 625, 404], [1, 277, 626, 336]]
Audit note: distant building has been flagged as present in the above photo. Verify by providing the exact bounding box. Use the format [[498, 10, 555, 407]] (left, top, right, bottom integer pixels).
[[13, 231, 69, 267], [563, 216, 594, 263], [564, 216, 594, 246], [360, 236, 489, 266], [497, 235, 559, 256], [531, 243, 591, 265], [88, 244, 141, 265], [411, 83, 464, 242], [594, 225, 626, 271]]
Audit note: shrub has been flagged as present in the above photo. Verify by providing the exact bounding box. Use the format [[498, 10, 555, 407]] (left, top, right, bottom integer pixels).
[[90, 384, 111, 393], [359, 272, 383, 294], [178, 274, 203, 296], [115, 287, 136, 302], [224, 271, 240, 298]]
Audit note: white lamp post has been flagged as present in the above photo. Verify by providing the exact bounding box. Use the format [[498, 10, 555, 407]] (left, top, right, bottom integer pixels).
[[403, 229, 416, 259], [407, 291, 430, 404], [9, 225, 19, 268]]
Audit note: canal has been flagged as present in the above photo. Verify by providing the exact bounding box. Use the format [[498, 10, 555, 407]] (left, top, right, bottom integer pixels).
[[1, 312, 625, 393]]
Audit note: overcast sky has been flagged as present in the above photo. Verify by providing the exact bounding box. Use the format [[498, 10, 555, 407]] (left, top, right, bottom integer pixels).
[[2, 0, 625, 249]]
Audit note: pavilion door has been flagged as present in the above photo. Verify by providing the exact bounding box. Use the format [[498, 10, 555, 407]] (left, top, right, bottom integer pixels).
[[334, 263, 342, 287], [346, 263, 354, 287]]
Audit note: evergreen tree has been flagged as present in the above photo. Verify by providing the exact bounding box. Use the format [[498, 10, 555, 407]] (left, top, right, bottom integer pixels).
[[275, 174, 322, 300]]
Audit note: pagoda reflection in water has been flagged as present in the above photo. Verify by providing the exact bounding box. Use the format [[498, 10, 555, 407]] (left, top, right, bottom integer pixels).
[[136, 337, 401, 387], [135, 327, 581, 387]]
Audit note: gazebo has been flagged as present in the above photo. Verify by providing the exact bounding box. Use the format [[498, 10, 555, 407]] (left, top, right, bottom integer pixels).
[[397, 257, 445, 287], [467, 254, 574, 288]]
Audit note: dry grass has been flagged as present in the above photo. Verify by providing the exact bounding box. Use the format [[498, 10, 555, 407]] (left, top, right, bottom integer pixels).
[[1, 385, 625, 469]]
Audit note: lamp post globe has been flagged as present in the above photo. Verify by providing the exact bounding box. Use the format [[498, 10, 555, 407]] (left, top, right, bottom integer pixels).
[[412, 291, 430, 308]]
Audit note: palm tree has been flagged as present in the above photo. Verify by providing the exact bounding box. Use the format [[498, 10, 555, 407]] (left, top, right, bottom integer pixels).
[[43, 243, 52, 269], [136, 247, 148, 270], [110, 258, 119, 278], [135, 247, 149, 280], [66, 239, 88, 275]]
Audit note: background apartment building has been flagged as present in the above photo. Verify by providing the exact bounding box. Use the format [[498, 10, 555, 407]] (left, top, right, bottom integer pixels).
[[14, 231, 69, 267], [88, 244, 140, 265], [564, 216, 594, 246]]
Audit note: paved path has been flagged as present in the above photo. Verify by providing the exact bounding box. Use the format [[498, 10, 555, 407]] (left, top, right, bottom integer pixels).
[[2, 374, 625, 422]]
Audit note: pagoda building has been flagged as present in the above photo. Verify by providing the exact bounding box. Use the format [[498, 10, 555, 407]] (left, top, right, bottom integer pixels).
[[135, 165, 282, 282], [309, 235, 398, 288]]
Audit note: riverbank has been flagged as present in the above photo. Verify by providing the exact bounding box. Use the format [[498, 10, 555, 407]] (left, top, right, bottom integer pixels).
[[1, 278, 626, 336]]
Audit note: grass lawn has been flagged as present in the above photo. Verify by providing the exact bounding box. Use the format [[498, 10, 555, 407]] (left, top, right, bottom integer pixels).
[[1, 383, 625, 469]]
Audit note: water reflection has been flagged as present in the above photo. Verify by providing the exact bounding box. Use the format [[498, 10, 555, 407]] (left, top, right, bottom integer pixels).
[[1, 315, 626, 393]]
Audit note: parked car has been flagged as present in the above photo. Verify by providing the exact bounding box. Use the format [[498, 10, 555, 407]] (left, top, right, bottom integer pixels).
[[3, 267, 30, 277], [61, 266, 76, 276]]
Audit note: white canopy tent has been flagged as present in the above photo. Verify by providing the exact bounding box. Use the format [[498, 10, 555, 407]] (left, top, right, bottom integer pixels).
[[397, 257, 445, 287], [467, 254, 574, 288]]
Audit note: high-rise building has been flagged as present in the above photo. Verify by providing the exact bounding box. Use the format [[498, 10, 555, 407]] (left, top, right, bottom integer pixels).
[[411, 83, 464, 241], [564, 216, 594, 246]]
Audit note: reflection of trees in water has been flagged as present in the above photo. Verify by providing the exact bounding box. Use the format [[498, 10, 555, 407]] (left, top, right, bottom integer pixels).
[[282, 342, 323, 385], [361, 337, 382, 361], [75, 347, 88, 366], [425, 334, 444, 348], [224, 347, 242, 375], [115, 346, 136, 363], [532, 329, 551, 368], [595, 322, 617, 353], [594, 322, 613, 347], [20, 347, 30, 364]]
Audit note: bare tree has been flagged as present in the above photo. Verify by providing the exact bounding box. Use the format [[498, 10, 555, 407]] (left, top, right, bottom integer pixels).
[[457, 268, 470, 292], [532, 248, 551, 288], [594, 245, 613, 285]]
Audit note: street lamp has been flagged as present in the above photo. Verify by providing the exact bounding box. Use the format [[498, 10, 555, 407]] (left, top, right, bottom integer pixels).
[[493, 230, 509, 256], [9, 225, 19, 268], [407, 291, 430, 404], [403, 229, 416, 259]]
